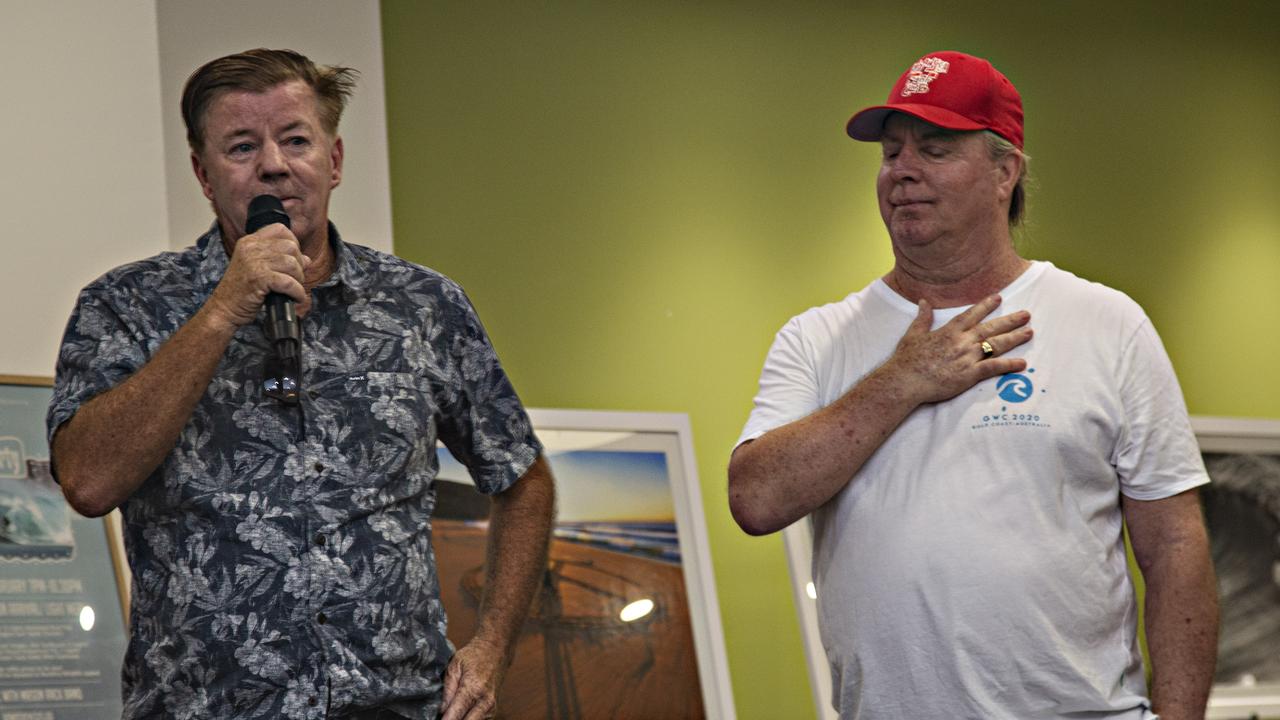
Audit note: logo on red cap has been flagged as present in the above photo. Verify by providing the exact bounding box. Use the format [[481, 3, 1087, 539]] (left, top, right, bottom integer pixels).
[[901, 57, 950, 96], [846, 51, 1025, 149]]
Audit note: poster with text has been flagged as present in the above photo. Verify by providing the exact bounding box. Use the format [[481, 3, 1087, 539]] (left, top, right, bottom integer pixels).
[[1, 378, 127, 720]]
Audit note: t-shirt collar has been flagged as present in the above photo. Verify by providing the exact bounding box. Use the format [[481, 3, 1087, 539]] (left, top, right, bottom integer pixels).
[[872, 260, 1050, 320]]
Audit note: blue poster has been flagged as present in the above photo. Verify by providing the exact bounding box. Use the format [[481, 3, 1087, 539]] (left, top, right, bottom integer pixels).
[[0, 379, 127, 719]]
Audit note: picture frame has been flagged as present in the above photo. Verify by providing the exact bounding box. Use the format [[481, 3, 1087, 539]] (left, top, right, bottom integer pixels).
[[781, 514, 835, 720], [1195, 416, 1280, 720], [0, 374, 130, 718], [435, 408, 737, 719], [783, 415, 1280, 720]]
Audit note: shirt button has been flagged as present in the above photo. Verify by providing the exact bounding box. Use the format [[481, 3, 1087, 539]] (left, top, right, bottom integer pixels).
[[314, 462, 325, 473], [308, 390, 319, 399], [314, 534, 326, 547], [307, 696, 318, 707], [316, 612, 327, 625]]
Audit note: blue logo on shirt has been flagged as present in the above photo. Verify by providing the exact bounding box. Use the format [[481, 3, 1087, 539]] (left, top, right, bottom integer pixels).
[[997, 372, 1034, 403], [972, 368, 1049, 431]]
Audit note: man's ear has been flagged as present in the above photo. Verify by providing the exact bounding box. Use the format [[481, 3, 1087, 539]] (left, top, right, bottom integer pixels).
[[330, 136, 344, 189], [994, 150, 1023, 203]]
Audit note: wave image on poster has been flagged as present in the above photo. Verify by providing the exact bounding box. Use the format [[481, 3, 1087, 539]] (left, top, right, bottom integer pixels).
[[1202, 451, 1280, 685], [1, 447, 75, 560]]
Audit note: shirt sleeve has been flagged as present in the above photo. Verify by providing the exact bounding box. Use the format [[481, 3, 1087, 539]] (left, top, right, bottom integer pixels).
[[46, 283, 150, 452], [433, 281, 542, 495], [736, 316, 823, 449], [1114, 318, 1210, 500]]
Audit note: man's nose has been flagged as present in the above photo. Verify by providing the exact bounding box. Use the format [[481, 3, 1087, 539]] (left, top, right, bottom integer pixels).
[[257, 141, 289, 178], [888, 147, 921, 182]]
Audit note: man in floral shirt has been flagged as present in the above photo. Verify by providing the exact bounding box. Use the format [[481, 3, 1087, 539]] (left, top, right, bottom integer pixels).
[[47, 49, 555, 720]]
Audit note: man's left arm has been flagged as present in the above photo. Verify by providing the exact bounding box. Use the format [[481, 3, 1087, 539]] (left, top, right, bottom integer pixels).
[[1122, 488, 1219, 720], [442, 455, 555, 720]]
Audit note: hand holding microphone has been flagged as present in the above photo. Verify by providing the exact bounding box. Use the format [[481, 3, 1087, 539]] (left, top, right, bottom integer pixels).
[[244, 194, 303, 403]]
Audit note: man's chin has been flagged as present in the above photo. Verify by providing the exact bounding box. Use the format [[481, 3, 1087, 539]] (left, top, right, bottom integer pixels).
[[887, 221, 938, 245]]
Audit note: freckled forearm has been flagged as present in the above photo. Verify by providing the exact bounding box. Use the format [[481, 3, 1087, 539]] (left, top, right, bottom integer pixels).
[[55, 305, 238, 516], [728, 363, 920, 535], [1142, 541, 1219, 718], [473, 458, 555, 654]]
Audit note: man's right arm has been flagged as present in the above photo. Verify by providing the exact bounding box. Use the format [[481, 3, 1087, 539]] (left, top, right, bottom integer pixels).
[[728, 295, 1032, 536], [54, 304, 239, 517], [53, 226, 309, 517]]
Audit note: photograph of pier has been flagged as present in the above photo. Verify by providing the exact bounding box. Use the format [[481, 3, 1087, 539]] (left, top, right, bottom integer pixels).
[[434, 447, 706, 719]]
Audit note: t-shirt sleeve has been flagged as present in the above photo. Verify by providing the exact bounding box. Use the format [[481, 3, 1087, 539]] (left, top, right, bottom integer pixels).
[[433, 282, 542, 495], [736, 317, 823, 449], [1113, 318, 1209, 500], [46, 284, 150, 451]]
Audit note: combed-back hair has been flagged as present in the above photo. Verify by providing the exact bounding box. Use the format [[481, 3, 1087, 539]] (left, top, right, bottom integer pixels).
[[182, 48, 358, 152]]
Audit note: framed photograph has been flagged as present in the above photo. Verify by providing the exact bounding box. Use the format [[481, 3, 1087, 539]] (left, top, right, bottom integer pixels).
[[781, 515, 835, 720], [1196, 416, 1280, 720], [434, 409, 736, 719], [0, 375, 129, 719], [783, 415, 1280, 720]]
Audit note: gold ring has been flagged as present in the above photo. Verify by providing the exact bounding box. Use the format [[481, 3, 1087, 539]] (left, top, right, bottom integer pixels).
[[980, 340, 995, 359]]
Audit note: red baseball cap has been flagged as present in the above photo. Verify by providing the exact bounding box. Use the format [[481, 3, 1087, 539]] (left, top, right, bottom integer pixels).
[[846, 51, 1024, 149]]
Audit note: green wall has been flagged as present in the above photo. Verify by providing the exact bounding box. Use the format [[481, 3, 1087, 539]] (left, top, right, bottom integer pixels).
[[381, 2, 1279, 716]]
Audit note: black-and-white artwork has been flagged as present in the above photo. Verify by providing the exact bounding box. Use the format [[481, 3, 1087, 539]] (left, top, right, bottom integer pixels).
[[1196, 417, 1280, 719], [1204, 452, 1280, 685]]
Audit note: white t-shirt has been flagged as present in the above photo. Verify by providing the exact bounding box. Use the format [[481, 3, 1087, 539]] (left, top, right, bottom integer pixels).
[[737, 262, 1208, 719]]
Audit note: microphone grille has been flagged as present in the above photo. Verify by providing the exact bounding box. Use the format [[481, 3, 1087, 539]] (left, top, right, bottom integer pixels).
[[245, 195, 290, 234]]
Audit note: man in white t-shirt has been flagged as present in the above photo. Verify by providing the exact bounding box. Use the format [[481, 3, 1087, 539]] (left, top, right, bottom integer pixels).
[[729, 51, 1218, 720]]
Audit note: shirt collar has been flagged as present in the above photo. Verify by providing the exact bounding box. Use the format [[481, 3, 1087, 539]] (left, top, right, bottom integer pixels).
[[194, 221, 372, 296]]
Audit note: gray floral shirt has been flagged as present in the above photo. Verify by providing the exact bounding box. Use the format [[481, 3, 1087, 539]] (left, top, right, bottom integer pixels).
[[47, 225, 541, 719]]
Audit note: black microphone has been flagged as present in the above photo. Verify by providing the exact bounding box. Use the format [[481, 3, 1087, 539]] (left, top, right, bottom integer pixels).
[[245, 194, 301, 404]]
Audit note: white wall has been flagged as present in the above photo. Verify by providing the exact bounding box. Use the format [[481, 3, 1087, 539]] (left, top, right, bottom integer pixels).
[[157, 0, 393, 254], [1, 0, 392, 379], [0, 1, 169, 378]]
